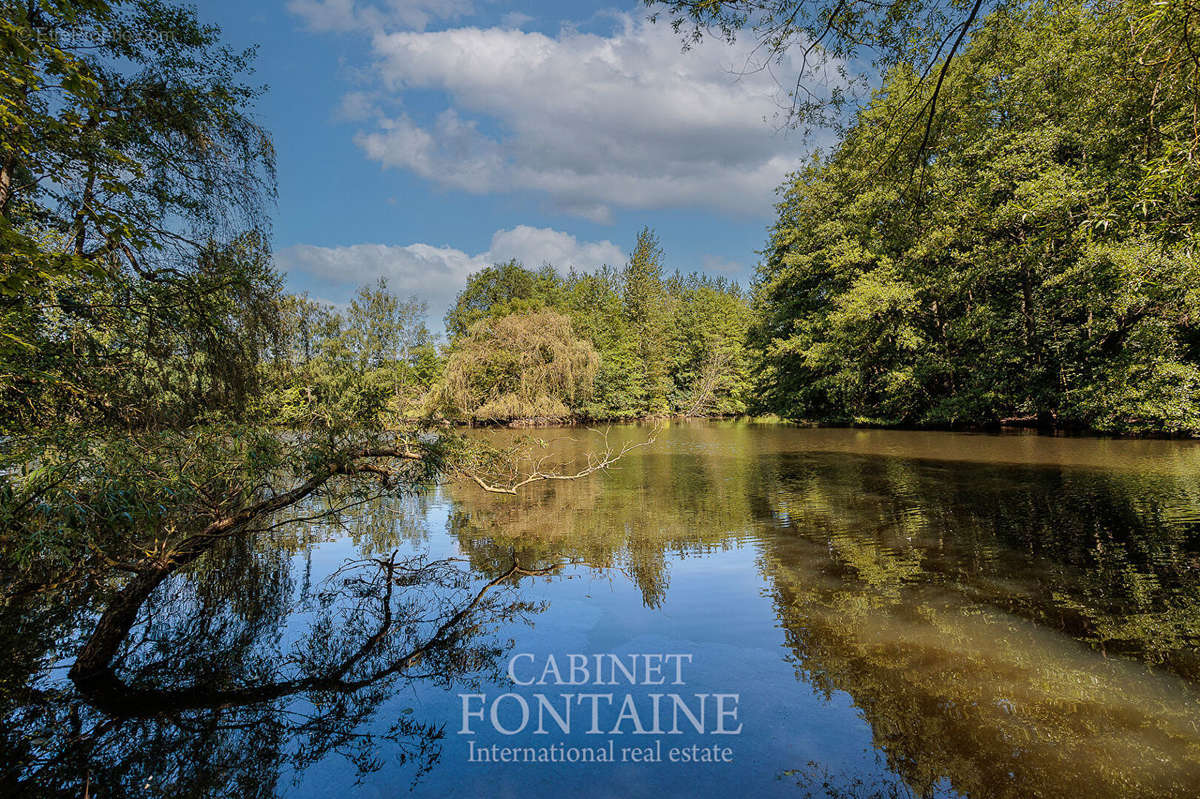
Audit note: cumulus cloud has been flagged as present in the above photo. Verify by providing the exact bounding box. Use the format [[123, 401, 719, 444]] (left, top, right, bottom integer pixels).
[[487, 225, 625, 270], [351, 14, 827, 221], [288, 0, 473, 33], [275, 225, 625, 321]]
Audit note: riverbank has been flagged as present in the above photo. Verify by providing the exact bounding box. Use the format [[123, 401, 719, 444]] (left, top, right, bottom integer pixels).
[[449, 413, 1200, 440]]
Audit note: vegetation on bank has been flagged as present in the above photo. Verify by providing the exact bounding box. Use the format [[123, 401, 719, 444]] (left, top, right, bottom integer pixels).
[[276, 0, 1200, 434], [0, 0, 634, 602], [277, 230, 755, 425], [752, 0, 1200, 434]]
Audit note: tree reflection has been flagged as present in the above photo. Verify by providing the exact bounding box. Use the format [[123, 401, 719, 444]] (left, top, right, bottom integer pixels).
[[440, 425, 1200, 797], [753, 452, 1200, 798], [3, 536, 557, 797], [445, 422, 763, 607], [8, 424, 1200, 797]]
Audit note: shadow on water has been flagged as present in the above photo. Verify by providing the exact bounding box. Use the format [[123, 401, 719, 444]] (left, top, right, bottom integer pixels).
[[5, 422, 1200, 797]]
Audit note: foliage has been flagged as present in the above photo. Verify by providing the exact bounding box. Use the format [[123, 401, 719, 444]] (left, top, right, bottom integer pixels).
[[0, 2, 452, 605], [0, 0, 276, 432], [433, 232, 756, 421], [443, 260, 564, 340], [754, 0, 1200, 433], [623, 228, 673, 413], [646, 0, 999, 137], [667, 272, 756, 416], [268, 280, 440, 428], [433, 310, 598, 422]]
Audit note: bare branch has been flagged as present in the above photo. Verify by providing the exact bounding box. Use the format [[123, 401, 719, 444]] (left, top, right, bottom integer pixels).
[[458, 424, 661, 495]]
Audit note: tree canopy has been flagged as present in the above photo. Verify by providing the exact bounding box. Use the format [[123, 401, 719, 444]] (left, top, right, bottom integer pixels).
[[1, 0, 277, 432], [430, 234, 756, 422], [753, 0, 1200, 432]]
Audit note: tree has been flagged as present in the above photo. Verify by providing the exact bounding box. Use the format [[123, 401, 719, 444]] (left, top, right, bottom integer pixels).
[[440, 250, 756, 421], [443, 260, 563, 340], [668, 274, 754, 415], [0, 0, 276, 431], [648, 0, 1200, 203], [623, 228, 673, 414], [433, 310, 599, 422], [268, 282, 440, 428], [754, 0, 1200, 432], [646, 0, 995, 151], [564, 267, 644, 418]]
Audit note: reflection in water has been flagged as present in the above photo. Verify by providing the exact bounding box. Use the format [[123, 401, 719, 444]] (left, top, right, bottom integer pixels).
[[445, 423, 1200, 797], [5, 422, 1200, 797], [2, 509, 558, 797]]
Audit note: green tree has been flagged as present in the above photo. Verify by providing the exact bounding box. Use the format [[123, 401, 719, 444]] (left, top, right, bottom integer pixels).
[[443, 260, 563, 340], [268, 282, 440, 428], [433, 310, 598, 422], [754, 0, 1200, 433], [623, 228, 673, 414], [438, 233, 756, 421], [563, 267, 643, 418], [668, 274, 755, 415], [0, 0, 276, 431]]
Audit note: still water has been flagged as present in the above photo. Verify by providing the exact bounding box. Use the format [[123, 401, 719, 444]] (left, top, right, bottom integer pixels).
[[7, 422, 1200, 797]]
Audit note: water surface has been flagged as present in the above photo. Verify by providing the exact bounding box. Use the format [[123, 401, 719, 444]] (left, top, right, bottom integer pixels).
[[7, 423, 1200, 797]]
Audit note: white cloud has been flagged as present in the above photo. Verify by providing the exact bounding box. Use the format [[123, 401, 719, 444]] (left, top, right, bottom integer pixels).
[[700, 254, 747, 276], [351, 14, 830, 221], [334, 90, 379, 121], [486, 225, 625, 269], [275, 225, 625, 320], [288, 0, 473, 33]]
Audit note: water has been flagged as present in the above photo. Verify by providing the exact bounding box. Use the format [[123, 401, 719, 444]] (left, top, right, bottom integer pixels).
[[6, 422, 1200, 797]]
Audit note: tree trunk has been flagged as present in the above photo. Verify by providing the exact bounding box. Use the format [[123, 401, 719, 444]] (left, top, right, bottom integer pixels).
[[0, 153, 14, 215]]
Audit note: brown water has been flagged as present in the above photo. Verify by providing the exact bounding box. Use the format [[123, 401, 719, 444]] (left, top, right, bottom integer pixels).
[[6, 422, 1200, 797]]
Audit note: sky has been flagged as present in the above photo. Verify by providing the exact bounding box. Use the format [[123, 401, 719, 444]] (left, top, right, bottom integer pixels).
[[199, 0, 821, 325]]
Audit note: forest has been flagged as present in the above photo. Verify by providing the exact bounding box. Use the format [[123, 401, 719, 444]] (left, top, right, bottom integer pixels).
[[271, 0, 1200, 433], [752, 0, 1200, 434], [273, 230, 754, 425]]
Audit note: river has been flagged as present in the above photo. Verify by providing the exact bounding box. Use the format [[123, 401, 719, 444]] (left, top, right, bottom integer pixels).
[[7, 422, 1200, 797]]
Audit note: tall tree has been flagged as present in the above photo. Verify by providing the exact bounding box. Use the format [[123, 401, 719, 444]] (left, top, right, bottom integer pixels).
[[443, 260, 563, 340], [623, 228, 673, 414], [754, 0, 1200, 433], [0, 0, 277, 431]]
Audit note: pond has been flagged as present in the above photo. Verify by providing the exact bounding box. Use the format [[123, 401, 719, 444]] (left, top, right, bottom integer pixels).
[[7, 422, 1200, 797]]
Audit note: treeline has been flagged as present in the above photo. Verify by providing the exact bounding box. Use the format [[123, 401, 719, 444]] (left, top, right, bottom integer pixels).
[[279, 0, 1200, 434], [274, 229, 755, 424], [752, 0, 1200, 434]]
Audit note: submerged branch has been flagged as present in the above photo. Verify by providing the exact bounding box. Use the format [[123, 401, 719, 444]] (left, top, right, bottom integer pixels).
[[458, 424, 661, 495]]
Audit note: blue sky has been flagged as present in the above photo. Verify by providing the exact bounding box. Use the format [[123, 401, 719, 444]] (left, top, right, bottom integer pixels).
[[199, 0, 818, 321]]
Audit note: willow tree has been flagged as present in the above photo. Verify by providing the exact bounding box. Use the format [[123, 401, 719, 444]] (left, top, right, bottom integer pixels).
[[1, 0, 278, 431], [434, 310, 599, 422]]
